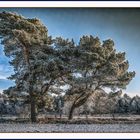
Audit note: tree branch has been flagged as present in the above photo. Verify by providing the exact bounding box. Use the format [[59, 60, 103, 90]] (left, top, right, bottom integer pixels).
[[41, 79, 54, 94]]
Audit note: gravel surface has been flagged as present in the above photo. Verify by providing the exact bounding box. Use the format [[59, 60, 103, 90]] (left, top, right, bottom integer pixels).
[[0, 123, 140, 132]]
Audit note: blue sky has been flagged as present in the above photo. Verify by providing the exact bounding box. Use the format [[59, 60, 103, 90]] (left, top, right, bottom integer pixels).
[[0, 8, 140, 96]]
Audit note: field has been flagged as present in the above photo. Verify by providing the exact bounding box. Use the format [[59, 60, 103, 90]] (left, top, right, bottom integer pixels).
[[0, 114, 140, 132], [0, 123, 140, 132]]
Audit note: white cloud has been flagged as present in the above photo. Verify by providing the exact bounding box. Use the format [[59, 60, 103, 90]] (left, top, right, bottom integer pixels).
[[0, 75, 7, 80], [0, 89, 3, 94], [123, 90, 140, 97], [103, 87, 140, 97], [0, 64, 13, 80]]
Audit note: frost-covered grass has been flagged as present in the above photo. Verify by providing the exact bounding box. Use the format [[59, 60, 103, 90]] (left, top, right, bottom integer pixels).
[[0, 123, 140, 132], [0, 114, 140, 132]]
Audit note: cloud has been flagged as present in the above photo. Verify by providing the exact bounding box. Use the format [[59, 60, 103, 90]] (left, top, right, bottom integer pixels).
[[0, 64, 13, 80], [123, 91, 140, 97], [0, 89, 3, 94], [0, 46, 14, 92], [0, 75, 7, 80], [103, 87, 140, 97]]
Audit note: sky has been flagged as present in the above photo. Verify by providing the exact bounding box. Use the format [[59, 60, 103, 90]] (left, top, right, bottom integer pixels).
[[0, 8, 140, 97]]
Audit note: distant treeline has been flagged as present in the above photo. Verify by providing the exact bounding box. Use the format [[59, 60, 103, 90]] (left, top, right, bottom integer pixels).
[[0, 90, 140, 117]]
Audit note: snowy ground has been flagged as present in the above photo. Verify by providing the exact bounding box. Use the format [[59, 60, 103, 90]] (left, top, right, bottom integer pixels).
[[0, 123, 140, 132]]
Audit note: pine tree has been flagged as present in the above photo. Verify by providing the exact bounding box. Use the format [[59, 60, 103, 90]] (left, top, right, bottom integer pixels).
[[0, 12, 73, 122], [0, 12, 135, 121], [66, 35, 135, 120]]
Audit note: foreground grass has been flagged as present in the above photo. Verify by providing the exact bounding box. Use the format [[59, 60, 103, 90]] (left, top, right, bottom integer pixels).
[[0, 115, 140, 132], [0, 123, 140, 132]]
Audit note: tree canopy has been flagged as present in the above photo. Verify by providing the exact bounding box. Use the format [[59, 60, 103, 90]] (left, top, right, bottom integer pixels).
[[0, 11, 135, 121]]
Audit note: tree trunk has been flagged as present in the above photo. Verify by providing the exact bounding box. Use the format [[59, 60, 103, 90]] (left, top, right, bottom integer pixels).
[[68, 104, 75, 120], [22, 45, 37, 122], [30, 95, 37, 122], [68, 89, 99, 120]]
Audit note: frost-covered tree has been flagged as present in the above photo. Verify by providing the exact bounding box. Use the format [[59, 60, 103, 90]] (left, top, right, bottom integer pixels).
[[0, 11, 49, 122], [0, 12, 135, 121], [66, 35, 135, 120], [0, 12, 74, 122]]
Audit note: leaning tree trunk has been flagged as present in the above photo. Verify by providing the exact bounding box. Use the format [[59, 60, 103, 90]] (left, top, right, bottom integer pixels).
[[68, 89, 98, 120], [68, 104, 75, 120]]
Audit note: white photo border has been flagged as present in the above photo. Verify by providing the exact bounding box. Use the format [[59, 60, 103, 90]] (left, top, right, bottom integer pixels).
[[0, 1, 140, 139]]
